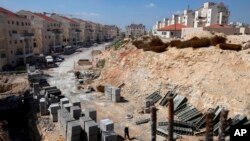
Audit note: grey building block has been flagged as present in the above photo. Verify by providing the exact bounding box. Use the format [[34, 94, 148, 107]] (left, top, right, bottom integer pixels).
[[105, 85, 112, 100], [70, 106, 81, 120], [63, 103, 73, 112], [60, 97, 69, 107], [100, 119, 114, 132], [50, 113, 58, 122], [84, 108, 97, 121], [102, 131, 117, 141], [67, 120, 81, 135], [87, 134, 98, 141], [79, 116, 92, 130], [49, 103, 60, 114], [145, 99, 153, 108], [72, 100, 81, 109], [85, 120, 98, 136], [111, 87, 121, 102]]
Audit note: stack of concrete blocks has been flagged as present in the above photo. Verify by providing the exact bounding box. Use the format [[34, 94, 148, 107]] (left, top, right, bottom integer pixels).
[[101, 131, 117, 141], [72, 100, 81, 109], [144, 99, 153, 113], [100, 119, 117, 141], [39, 98, 48, 115], [79, 116, 93, 140], [60, 97, 70, 108], [70, 106, 81, 120], [104, 86, 121, 102], [84, 108, 97, 121], [111, 87, 121, 102], [85, 120, 98, 141], [105, 85, 112, 100], [100, 119, 114, 132], [63, 103, 73, 112], [33, 83, 40, 95], [67, 120, 81, 141], [49, 103, 60, 122], [60, 109, 75, 138]]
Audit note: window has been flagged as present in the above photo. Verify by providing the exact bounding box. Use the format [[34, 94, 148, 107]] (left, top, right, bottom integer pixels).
[[34, 43, 37, 47], [25, 22, 28, 26], [20, 40, 23, 43], [28, 23, 30, 26], [15, 40, 17, 44], [1, 53, 6, 58], [21, 22, 24, 26], [11, 50, 13, 54], [16, 21, 19, 26], [12, 21, 14, 24], [48, 36, 51, 39], [8, 21, 10, 24], [162, 32, 167, 35], [9, 40, 12, 44], [45, 36, 47, 39]]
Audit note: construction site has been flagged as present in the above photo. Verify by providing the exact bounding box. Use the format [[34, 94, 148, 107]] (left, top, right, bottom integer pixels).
[[1, 31, 250, 141]]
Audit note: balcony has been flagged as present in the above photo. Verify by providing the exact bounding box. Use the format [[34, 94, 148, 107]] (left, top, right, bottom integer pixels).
[[21, 32, 34, 37], [52, 29, 63, 34], [75, 29, 82, 32]]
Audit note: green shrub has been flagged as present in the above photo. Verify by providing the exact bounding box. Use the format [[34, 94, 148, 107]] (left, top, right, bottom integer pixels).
[[210, 36, 227, 46], [219, 43, 242, 51]]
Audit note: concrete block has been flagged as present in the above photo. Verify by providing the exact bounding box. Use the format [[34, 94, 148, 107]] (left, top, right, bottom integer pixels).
[[50, 113, 58, 122], [100, 119, 114, 132], [63, 103, 73, 112], [87, 134, 98, 141], [105, 85, 112, 100], [72, 100, 81, 109], [84, 108, 97, 121], [111, 87, 121, 102], [85, 120, 98, 136], [49, 103, 60, 114], [79, 116, 92, 130], [145, 99, 153, 108], [70, 106, 81, 120], [67, 120, 81, 135], [40, 98, 48, 115], [60, 97, 69, 107], [102, 131, 117, 141]]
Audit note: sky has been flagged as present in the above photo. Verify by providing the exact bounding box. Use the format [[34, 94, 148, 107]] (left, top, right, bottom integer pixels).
[[1, 0, 250, 30]]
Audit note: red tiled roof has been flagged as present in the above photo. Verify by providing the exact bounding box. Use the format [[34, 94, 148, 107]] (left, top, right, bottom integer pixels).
[[158, 24, 187, 31], [61, 16, 77, 24], [34, 13, 57, 22], [207, 24, 232, 28], [0, 7, 20, 18]]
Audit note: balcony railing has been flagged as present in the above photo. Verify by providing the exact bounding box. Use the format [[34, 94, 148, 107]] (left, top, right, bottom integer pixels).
[[52, 29, 63, 34], [21, 32, 34, 37]]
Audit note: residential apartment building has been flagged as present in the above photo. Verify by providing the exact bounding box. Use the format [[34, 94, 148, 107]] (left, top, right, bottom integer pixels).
[[50, 14, 81, 47], [182, 10, 195, 27], [104, 25, 119, 41], [194, 2, 230, 27], [0, 7, 34, 68], [125, 24, 146, 38], [17, 11, 63, 55], [73, 18, 93, 46]]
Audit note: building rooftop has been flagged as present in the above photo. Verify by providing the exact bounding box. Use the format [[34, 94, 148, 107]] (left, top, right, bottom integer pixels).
[[34, 13, 58, 22], [158, 24, 187, 31], [0, 7, 22, 18], [60, 16, 77, 24]]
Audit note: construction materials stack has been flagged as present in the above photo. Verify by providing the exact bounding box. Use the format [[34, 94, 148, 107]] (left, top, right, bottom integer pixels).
[[49, 103, 60, 122], [67, 120, 81, 141], [39, 98, 48, 115], [84, 120, 98, 141], [70, 106, 81, 120], [100, 119, 117, 141], [104, 85, 121, 102], [84, 108, 97, 121]]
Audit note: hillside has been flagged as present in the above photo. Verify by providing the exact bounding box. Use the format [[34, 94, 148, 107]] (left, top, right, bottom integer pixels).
[[95, 40, 250, 118]]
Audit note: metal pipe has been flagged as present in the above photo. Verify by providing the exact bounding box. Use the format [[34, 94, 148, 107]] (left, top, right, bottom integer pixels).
[[218, 109, 229, 141], [151, 106, 157, 141], [167, 96, 174, 141], [205, 110, 214, 141]]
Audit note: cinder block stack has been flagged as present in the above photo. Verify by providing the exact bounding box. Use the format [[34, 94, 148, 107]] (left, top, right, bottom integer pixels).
[[102, 131, 117, 141], [39, 98, 48, 115], [72, 100, 81, 109], [33, 83, 40, 95], [79, 116, 92, 130], [67, 120, 81, 141], [49, 103, 60, 122], [70, 106, 81, 120], [111, 87, 121, 102], [85, 120, 98, 141], [60, 97, 70, 108], [63, 103, 73, 112], [60, 110, 75, 138], [84, 108, 97, 121], [100, 119, 114, 132], [104, 85, 112, 100]]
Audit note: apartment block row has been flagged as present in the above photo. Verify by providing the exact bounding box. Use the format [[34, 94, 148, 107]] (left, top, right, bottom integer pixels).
[[152, 2, 230, 37], [125, 24, 146, 38], [0, 7, 120, 70]]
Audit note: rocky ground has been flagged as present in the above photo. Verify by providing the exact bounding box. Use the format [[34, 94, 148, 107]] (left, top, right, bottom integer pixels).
[[95, 39, 250, 119]]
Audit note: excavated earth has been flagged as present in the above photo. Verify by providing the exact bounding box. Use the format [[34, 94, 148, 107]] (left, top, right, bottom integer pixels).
[[95, 42, 250, 118]]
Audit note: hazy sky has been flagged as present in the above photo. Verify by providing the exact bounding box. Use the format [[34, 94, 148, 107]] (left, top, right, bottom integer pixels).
[[1, 0, 249, 30]]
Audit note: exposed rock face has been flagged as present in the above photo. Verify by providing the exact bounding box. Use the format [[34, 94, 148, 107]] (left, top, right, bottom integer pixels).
[[97, 42, 250, 118]]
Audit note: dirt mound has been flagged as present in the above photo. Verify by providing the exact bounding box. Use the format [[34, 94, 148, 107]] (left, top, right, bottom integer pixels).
[[95, 41, 250, 118], [0, 74, 29, 97]]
